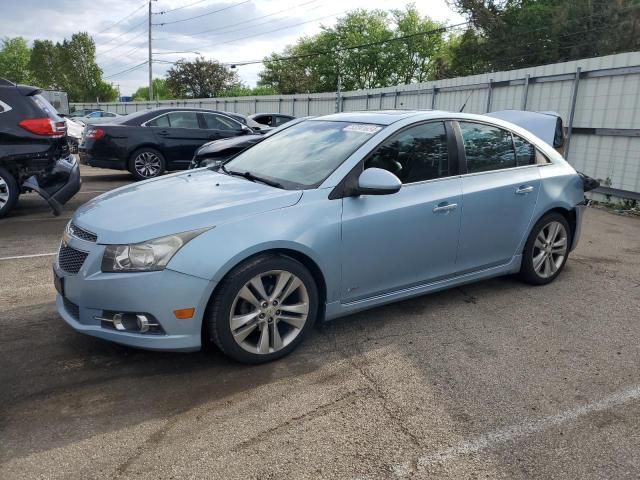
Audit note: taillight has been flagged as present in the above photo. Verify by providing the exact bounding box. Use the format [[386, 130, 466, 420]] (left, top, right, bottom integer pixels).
[[85, 128, 105, 140], [19, 118, 66, 137]]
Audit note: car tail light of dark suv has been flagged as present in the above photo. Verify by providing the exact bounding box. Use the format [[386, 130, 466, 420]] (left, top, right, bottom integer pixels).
[[19, 118, 66, 137], [85, 127, 105, 140]]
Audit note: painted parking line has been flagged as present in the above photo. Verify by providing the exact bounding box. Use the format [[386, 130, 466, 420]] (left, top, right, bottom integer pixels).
[[0, 215, 72, 224], [407, 385, 640, 471], [0, 253, 56, 261]]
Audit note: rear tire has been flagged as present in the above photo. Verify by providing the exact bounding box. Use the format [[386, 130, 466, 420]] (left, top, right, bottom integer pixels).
[[0, 167, 19, 218], [519, 212, 571, 285], [206, 254, 319, 364], [129, 148, 165, 181]]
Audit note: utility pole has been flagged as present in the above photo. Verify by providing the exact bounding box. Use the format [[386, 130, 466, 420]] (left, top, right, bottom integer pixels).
[[148, 0, 153, 102]]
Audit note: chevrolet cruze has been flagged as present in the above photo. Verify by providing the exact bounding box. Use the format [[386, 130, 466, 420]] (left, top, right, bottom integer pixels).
[[55, 111, 590, 363]]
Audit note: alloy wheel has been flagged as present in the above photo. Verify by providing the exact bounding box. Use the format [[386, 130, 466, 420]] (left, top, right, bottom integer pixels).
[[0, 176, 10, 208], [134, 151, 162, 178], [532, 220, 568, 278], [229, 270, 310, 355]]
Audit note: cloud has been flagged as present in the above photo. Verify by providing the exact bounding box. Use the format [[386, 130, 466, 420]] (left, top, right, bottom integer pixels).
[[0, 0, 464, 96]]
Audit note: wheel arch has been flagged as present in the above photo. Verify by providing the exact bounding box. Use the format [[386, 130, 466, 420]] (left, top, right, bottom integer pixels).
[[521, 205, 577, 254], [201, 247, 329, 343]]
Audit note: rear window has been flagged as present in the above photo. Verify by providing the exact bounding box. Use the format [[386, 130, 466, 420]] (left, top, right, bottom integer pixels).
[[30, 94, 60, 119]]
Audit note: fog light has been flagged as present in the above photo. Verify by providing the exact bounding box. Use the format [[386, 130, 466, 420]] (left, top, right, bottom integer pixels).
[[96, 312, 164, 334], [136, 314, 151, 333]]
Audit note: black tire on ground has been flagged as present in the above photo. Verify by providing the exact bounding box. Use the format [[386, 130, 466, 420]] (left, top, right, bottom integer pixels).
[[0, 167, 19, 218], [519, 212, 572, 286], [128, 147, 166, 181], [206, 253, 319, 364]]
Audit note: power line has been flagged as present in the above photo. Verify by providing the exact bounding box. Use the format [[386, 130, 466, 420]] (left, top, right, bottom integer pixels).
[[153, 0, 250, 26], [196, 9, 349, 51], [154, 0, 211, 15], [164, 0, 320, 38], [96, 28, 148, 58], [103, 60, 149, 79], [95, 1, 147, 35], [95, 18, 147, 50], [222, 21, 470, 67]]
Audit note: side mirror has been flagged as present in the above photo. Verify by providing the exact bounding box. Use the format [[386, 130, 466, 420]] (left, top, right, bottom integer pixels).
[[241, 125, 252, 134], [356, 168, 402, 196]]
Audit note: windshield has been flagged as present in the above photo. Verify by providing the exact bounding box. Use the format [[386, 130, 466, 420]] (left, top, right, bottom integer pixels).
[[224, 120, 382, 189]]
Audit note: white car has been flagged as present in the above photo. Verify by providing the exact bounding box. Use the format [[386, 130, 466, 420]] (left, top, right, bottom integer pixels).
[[74, 110, 121, 126], [64, 117, 84, 153]]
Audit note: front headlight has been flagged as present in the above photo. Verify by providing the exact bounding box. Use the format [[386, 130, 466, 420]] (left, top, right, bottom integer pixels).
[[101, 228, 210, 272], [202, 158, 223, 168]]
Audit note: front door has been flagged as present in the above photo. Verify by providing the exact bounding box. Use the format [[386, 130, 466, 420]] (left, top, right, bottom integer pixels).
[[340, 121, 462, 302], [455, 121, 542, 272]]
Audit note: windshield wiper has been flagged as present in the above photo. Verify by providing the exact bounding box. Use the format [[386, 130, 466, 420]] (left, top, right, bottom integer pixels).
[[221, 166, 283, 189]]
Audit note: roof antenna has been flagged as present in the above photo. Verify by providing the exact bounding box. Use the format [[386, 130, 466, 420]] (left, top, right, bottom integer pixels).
[[459, 91, 473, 112]]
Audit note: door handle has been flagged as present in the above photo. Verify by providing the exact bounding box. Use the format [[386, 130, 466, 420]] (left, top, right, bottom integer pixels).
[[157, 130, 170, 136], [515, 185, 534, 195], [433, 202, 458, 213]]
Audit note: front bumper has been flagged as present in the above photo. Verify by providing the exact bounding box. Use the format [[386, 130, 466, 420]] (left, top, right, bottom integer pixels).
[[54, 236, 215, 352]]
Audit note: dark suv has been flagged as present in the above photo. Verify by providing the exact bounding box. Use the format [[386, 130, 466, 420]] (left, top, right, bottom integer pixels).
[[0, 78, 80, 218]]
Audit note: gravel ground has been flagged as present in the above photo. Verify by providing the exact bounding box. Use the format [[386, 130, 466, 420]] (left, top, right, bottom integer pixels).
[[1, 165, 639, 479]]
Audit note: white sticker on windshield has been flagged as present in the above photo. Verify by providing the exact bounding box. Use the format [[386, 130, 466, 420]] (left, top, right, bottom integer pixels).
[[343, 124, 382, 134]]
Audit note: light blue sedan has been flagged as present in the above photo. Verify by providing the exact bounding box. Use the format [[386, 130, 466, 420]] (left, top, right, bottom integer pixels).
[[55, 111, 588, 363]]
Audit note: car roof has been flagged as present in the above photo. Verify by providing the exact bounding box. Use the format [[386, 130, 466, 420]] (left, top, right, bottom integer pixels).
[[316, 110, 447, 125]]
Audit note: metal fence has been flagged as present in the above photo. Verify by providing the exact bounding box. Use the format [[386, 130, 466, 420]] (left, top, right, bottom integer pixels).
[[73, 52, 640, 198]]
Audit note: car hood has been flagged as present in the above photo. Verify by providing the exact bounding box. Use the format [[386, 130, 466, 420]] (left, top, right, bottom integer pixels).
[[73, 169, 303, 244], [196, 135, 262, 156]]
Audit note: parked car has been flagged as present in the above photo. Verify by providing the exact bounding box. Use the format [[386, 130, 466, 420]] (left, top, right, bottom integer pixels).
[[189, 117, 309, 169], [63, 117, 84, 153], [69, 108, 101, 118], [249, 113, 295, 128], [0, 78, 80, 218], [79, 107, 253, 180], [55, 110, 597, 363], [73, 110, 122, 126], [222, 111, 271, 133]]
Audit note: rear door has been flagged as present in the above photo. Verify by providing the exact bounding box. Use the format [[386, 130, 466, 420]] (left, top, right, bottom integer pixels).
[[201, 113, 246, 142], [147, 111, 210, 168], [456, 121, 541, 273]]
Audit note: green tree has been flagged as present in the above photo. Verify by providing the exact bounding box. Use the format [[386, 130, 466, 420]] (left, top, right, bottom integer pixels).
[[166, 57, 240, 98], [132, 78, 174, 100], [221, 84, 278, 97], [446, 0, 640, 74], [258, 5, 447, 94], [29, 39, 62, 88], [57, 32, 117, 102], [0, 37, 32, 84]]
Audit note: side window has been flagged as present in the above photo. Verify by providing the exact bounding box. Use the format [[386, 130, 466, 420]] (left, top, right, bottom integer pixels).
[[459, 122, 516, 173], [365, 121, 450, 184], [146, 114, 170, 127], [203, 113, 242, 131], [274, 116, 290, 127], [513, 134, 536, 166], [167, 111, 199, 129]]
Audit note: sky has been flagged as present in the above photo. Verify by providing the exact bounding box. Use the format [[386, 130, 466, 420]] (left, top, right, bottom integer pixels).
[[0, 0, 465, 96]]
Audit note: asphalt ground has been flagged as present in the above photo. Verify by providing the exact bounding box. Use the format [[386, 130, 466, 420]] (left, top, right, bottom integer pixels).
[[1, 165, 639, 479]]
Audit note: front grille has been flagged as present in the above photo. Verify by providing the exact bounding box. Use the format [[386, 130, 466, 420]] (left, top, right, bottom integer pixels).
[[63, 297, 80, 320], [58, 245, 89, 274], [70, 223, 97, 242]]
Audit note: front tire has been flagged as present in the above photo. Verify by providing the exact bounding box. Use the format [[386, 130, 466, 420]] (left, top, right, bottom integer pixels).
[[0, 167, 19, 218], [129, 148, 165, 181], [519, 212, 571, 285], [206, 254, 319, 364]]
